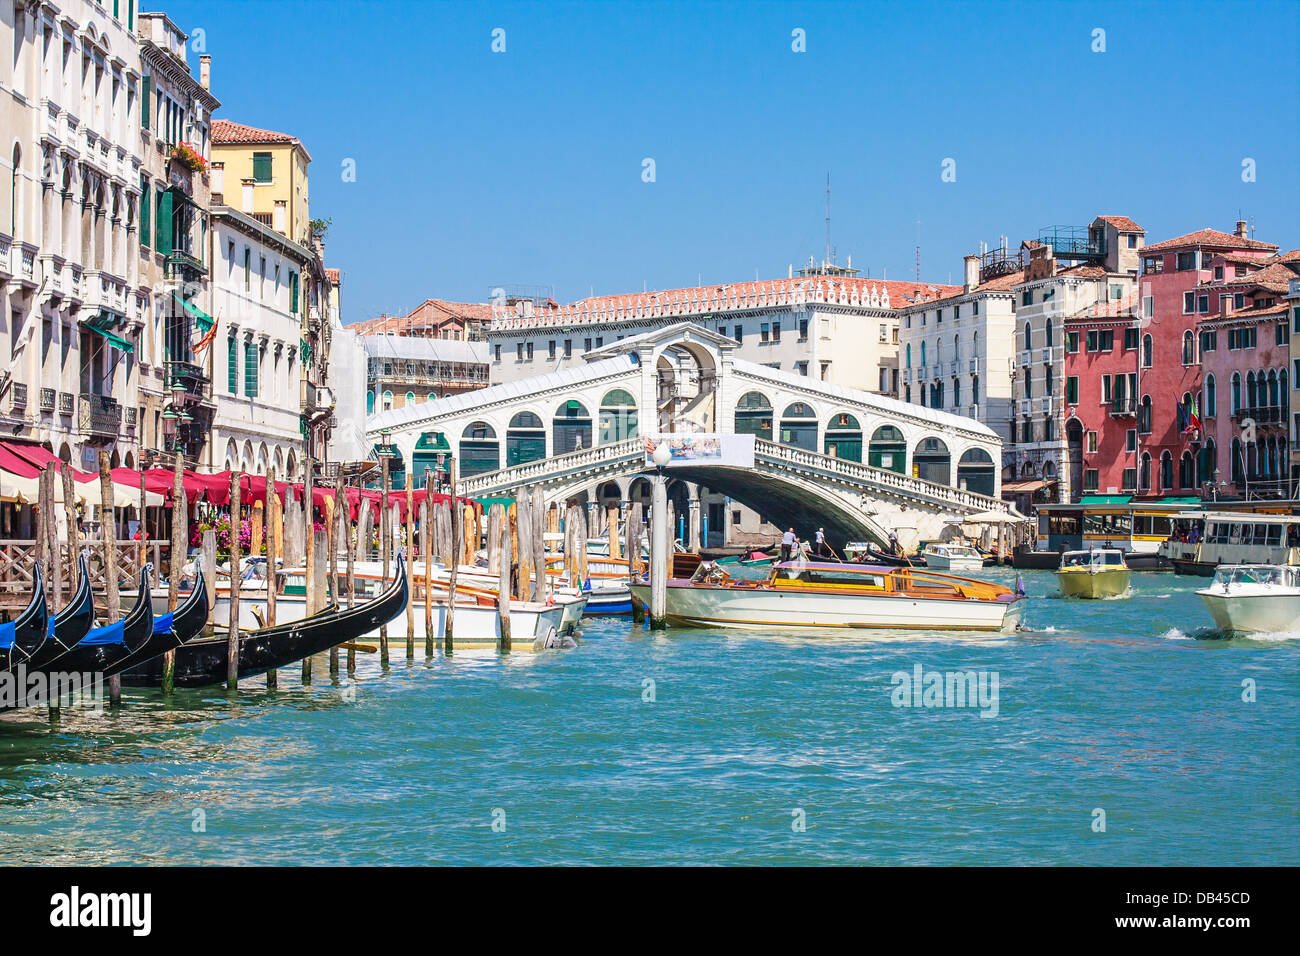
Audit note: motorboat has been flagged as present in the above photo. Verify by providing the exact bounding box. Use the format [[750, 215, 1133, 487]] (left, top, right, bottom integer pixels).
[[628, 561, 1024, 633], [1196, 564, 1300, 635], [920, 543, 984, 572], [1056, 548, 1130, 599]]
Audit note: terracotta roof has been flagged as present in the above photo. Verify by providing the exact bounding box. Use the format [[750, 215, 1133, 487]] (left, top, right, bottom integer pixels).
[[907, 270, 1025, 308], [1095, 215, 1144, 232], [1215, 262, 1300, 294], [349, 298, 494, 336], [1199, 302, 1290, 324], [1055, 264, 1109, 278], [1140, 228, 1278, 254], [211, 120, 310, 159], [324, 268, 341, 284], [1279, 249, 1300, 263]]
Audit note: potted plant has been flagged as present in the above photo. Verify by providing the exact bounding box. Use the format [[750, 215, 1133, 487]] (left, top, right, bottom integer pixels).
[[171, 142, 209, 174]]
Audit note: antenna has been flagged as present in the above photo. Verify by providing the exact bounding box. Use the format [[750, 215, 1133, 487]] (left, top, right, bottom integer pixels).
[[825, 173, 831, 267], [915, 220, 921, 282]]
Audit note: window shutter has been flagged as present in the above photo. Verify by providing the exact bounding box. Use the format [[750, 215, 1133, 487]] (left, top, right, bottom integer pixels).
[[290, 272, 299, 314], [139, 175, 150, 247], [253, 152, 272, 183], [141, 75, 150, 130], [228, 337, 238, 393], [155, 188, 173, 254], [244, 341, 259, 397]]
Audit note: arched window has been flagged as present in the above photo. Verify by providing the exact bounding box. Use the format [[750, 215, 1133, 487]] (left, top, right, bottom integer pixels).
[[1160, 450, 1173, 489], [1205, 374, 1216, 418], [957, 447, 995, 496], [1142, 333, 1153, 368], [1246, 371, 1257, 411], [1231, 438, 1243, 484], [734, 391, 773, 439], [1182, 330, 1195, 365], [1023, 323, 1032, 351], [1140, 451, 1151, 491], [952, 378, 961, 408], [953, 334, 960, 361], [1268, 369, 1279, 407], [1045, 318, 1054, 347], [598, 388, 638, 443], [824, 412, 862, 462], [1200, 437, 1216, 485], [9, 144, 19, 239], [972, 375, 979, 404], [905, 343, 912, 368], [920, 341, 927, 367], [506, 411, 546, 466], [779, 402, 818, 451], [552, 400, 592, 454], [405, 391, 415, 407], [459, 421, 499, 476], [913, 437, 951, 485], [426, 392, 436, 404], [1139, 394, 1152, 434], [868, 426, 905, 473], [382, 389, 393, 411], [1231, 372, 1242, 413], [366, 390, 374, 415], [413, 431, 451, 480], [1179, 451, 1195, 489]]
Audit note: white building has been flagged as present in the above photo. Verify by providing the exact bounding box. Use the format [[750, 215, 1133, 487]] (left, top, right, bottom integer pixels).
[[209, 204, 316, 475], [896, 252, 1023, 449], [484, 272, 958, 396], [2, 0, 146, 472]]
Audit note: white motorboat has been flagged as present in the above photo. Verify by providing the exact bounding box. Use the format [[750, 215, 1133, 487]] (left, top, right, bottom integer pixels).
[[629, 561, 1024, 633], [1196, 564, 1300, 635], [424, 563, 588, 634], [920, 543, 985, 572]]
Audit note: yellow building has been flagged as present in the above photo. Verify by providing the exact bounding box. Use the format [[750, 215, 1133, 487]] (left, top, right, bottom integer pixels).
[[209, 119, 311, 246]]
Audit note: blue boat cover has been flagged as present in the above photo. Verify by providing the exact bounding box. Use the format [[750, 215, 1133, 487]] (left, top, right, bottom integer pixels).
[[152, 612, 174, 635], [79, 619, 125, 646], [0, 620, 14, 649]]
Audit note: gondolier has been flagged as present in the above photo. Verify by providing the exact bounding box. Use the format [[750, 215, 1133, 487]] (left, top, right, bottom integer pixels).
[[780, 528, 797, 563], [815, 528, 826, 557], [888, 529, 899, 556]]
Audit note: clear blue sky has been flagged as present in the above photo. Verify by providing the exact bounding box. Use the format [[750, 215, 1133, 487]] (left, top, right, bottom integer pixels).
[[166, 0, 1299, 322]]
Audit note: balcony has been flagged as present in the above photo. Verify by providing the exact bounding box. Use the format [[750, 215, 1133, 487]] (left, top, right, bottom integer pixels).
[[9, 382, 26, 408], [39, 387, 55, 412], [58, 392, 74, 415], [79, 394, 122, 439], [969, 358, 980, 374], [1109, 397, 1137, 417], [165, 361, 213, 407], [1232, 405, 1285, 426], [165, 249, 205, 283]]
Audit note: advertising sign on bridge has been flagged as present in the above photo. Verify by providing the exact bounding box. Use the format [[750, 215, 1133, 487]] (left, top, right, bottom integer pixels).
[[642, 433, 755, 468]]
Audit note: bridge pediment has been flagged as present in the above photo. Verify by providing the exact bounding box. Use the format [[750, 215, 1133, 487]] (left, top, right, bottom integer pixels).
[[582, 321, 738, 367]]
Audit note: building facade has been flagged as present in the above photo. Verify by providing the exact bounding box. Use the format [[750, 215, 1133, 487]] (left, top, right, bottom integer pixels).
[[2, 0, 146, 472], [364, 334, 490, 417], [210, 119, 311, 246]]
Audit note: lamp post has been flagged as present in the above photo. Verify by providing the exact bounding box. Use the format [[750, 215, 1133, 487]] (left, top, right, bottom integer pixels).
[[649, 440, 671, 629]]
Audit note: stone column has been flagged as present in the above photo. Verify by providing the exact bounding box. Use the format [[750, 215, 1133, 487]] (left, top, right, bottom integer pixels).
[[688, 496, 701, 552]]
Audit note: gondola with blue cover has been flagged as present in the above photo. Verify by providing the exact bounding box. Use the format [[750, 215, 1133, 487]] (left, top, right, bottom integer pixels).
[[0, 564, 49, 673], [23, 553, 96, 672], [30, 564, 155, 677], [103, 570, 209, 677]]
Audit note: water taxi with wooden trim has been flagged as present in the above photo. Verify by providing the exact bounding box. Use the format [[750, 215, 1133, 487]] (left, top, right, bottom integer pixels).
[[629, 561, 1024, 632], [1196, 564, 1300, 635]]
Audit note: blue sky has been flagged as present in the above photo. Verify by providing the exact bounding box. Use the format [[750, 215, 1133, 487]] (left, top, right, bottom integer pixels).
[[166, 0, 1300, 322]]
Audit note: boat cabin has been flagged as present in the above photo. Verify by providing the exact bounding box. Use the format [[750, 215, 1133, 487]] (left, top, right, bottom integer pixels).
[[1159, 511, 1300, 571], [1210, 564, 1300, 591], [1059, 549, 1126, 570], [1034, 502, 1192, 556]]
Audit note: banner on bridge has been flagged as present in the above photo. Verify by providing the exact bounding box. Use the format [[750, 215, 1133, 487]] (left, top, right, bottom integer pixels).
[[642, 433, 755, 468]]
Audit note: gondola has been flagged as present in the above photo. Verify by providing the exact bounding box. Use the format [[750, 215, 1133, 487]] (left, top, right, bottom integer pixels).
[[858, 547, 914, 567], [102, 570, 209, 678], [0, 564, 49, 673], [121, 553, 408, 688], [29, 565, 156, 677], [24, 554, 96, 672]]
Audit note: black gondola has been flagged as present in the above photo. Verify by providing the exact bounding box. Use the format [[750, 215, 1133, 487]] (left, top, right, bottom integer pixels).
[[103, 571, 209, 677], [24, 554, 95, 672], [856, 546, 913, 567], [0, 563, 49, 673], [121, 553, 409, 688], [29, 565, 155, 677]]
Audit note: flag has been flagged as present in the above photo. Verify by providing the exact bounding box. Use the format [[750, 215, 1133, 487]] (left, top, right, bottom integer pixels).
[[1187, 396, 1202, 433], [192, 312, 220, 356]]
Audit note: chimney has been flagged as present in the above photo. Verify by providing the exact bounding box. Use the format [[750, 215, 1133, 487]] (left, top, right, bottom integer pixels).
[[199, 54, 211, 90], [1235, 220, 1248, 238], [1220, 294, 1233, 318], [963, 254, 979, 293]]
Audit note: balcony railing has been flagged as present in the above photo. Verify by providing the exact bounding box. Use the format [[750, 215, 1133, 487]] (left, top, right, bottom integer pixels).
[[1231, 404, 1284, 424], [58, 392, 74, 415], [165, 360, 212, 403], [10, 382, 26, 407], [79, 394, 121, 438], [165, 249, 205, 282], [1109, 397, 1137, 417], [39, 387, 55, 412]]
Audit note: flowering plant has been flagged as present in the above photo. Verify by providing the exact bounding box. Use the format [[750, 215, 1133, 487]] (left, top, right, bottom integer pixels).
[[171, 142, 209, 173], [191, 512, 255, 559]]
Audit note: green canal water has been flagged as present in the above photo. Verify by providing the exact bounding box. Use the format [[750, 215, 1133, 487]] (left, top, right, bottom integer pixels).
[[1, 568, 1296, 865]]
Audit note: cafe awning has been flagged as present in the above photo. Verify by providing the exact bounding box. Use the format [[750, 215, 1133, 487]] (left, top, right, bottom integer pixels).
[[1079, 495, 1132, 505], [1003, 479, 1055, 493], [172, 291, 215, 332]]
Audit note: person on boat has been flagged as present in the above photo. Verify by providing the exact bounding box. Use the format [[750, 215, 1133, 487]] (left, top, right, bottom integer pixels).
[[815, 528, 826, 557], [888, 529, 899, 556], [780, 528, 797, 563]]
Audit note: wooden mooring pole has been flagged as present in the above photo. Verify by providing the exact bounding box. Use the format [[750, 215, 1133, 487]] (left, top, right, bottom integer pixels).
[[423, 475, 434, 659], [98, 454, 122, 705], [265, 466, 279, 689], [379, 456, 390, 667], [163, 453, 186, 695], [404, 472, 415, 660], [227, 472, 241, 692]]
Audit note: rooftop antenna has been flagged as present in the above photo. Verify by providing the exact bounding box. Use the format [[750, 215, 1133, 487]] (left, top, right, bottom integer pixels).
[[915, 221, 921, 282], [825, 173, 831, 267]]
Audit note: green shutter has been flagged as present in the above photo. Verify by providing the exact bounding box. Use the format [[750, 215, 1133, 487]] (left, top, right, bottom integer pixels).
[[252, 152, 272, 183], [156, 188, 172, 254], [244, 341, 259, 398], [227, 337, 238, 393], [290, 272, 299, 314], [139, 175, 150, 248], [141, 75, 150, 130]]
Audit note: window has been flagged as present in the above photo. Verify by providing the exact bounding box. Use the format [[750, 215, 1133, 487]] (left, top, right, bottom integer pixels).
[[243, 247, 250, 291], [1124, 467, 1138, 492], [1023, 323, 1032, 350], [1086, 330, 1097, 352], [800, 319, 809, 340], [1101, 375, 1112, 404], [526, 342, 534, 360], [1160, 451, 1173, 490], [564, 339, 572, 358], [1125, 429, 1136, 453], [1066, 331, 1079, 353], [1126, 234, 1137, 248], [771, 322, 780, 342], [1123, 327, 1138, 350], [1197, 294, 1208, 313], [139, 174, 150, 247], [1144, 256, 1164, 274], [493, 344, 501, 362], [1086, 431, 1098, 453], [1182, 330, 1195, 364], [1184, 291, 1196, 313], [227, 336, 238, 393], [1205, 373, 1217, 417], [1084, 469, 1099, 491], [734, 324, 743, 342], [1066, 376, 1079, 404], [244, 340, 259, 397], [760, 323, 770, 342], [1099, 330, 1114, 351], [1022, 290, 1034, 306], [1142, 333, 1153, 367], [584, 338, 592, 352], [548, 340, 556, 360], [1277, 323, 1289, 346], [1200, 329, 1217, 353], [1138, 395, 1152, 434], [289, 271, 299, 314], [1214, 266, 1224, 280], [1176, 251, 1196, 271], [252, 152, 272, 183]]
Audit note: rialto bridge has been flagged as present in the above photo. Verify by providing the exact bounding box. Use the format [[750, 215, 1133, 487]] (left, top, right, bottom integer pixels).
[[364, 323, 1012, 549]]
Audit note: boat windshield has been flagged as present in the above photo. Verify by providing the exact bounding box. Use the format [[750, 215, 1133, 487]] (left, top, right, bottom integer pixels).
[[1214, 566, 1295, 588], [772, 567, 886, 588]]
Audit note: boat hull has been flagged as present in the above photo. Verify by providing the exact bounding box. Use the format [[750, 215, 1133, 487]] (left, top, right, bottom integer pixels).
[[1196, 591, 1300, 635], [1172, 559, 1219, 577], [1057, 567, 1131, 599], [629, 582, 1022, 633], [922, 554, 984, 572]]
